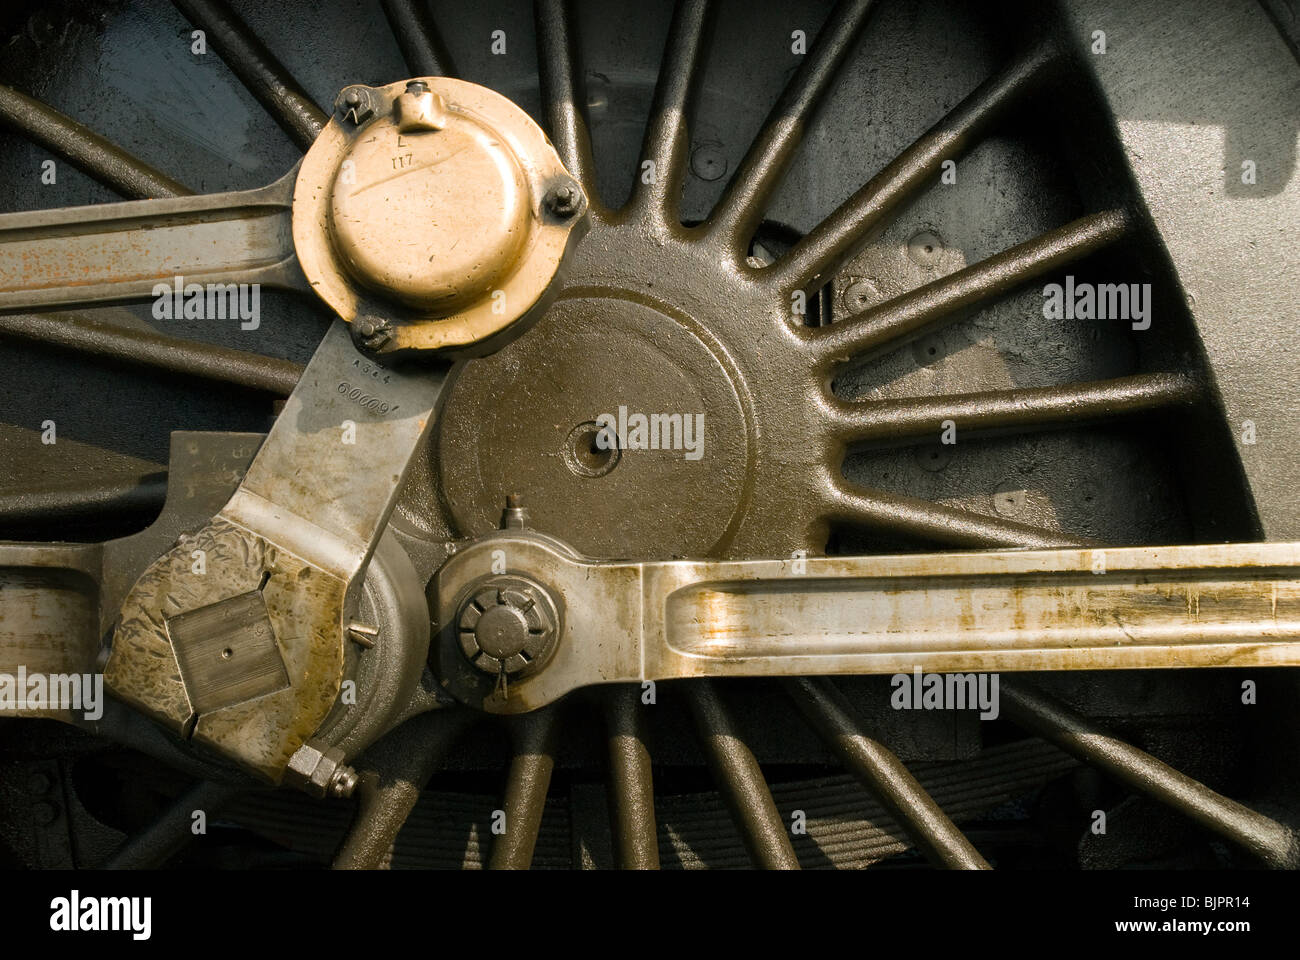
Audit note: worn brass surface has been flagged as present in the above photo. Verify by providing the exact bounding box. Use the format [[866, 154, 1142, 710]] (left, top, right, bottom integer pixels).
[[327, 100, 528, 309], [293, 77, 586, 355], [105, 322, 447, 782]]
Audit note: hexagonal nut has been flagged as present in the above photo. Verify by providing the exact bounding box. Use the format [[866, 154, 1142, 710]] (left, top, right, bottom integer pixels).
[[544, 182, 583, 218], [334, 85, 376, 125], [285, 742, 356, 799]]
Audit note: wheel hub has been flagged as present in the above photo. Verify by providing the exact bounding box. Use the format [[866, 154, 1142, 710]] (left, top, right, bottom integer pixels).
[[433, 215, 841, 561], [438, 291, 754, 558]]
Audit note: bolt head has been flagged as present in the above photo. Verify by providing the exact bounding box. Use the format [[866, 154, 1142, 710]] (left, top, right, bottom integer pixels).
[[351, 316, 393, 353], [545, 183, 581, 217], [286, 743, 354, 799]]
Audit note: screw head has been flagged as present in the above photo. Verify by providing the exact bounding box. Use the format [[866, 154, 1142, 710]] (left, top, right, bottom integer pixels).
[[456, 576, 560, 678]]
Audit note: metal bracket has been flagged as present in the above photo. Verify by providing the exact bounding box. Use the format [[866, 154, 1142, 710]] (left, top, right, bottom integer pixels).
[[431, 532, 1300, 712], [104, 320, 447, 782]]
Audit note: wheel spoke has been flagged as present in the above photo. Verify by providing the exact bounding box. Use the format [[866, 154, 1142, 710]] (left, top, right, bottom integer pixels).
[[827, 373, 1199, 447], [822, 479, 1081, 549], [102, 780, 242, 868], [0, 85, 190, 200], [775, 42, 1059, 293], [0, 312, 302, 395], [628, 0, 715, 222], [1002, 680, 1300, 868], [0, 170, 306, 312], [809, 209, 1131, 369], [683, 680, 800, 869], [707, 0, 877, 254], [488, 705, 561, 870], [784, 676, 990, 869], [602, 684, 660, 869], [334, 711, 476, 870], [171, 0, 327, 151], [381, 0, 458, 78], [535, 0, 599, 205], [0, 475, 166, 526]]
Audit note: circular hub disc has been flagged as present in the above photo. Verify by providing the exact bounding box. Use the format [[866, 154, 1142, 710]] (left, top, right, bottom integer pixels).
[[328, 116, 528, 310], [438, 295, 753, 558]]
